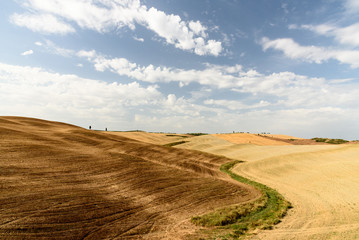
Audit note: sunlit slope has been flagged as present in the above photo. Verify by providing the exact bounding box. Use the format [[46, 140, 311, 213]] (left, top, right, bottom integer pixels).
[[178, 134, 359, 239], [213, 133, 292, 145], [0, 116, 259, 239], [176, 134, 319, 161], [233, 144, 359, 240], [266, 134, 302, 140]]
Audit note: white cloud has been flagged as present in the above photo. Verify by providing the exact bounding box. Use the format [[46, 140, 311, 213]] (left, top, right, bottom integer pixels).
[[1, 61, 358, 138], [43, 40, 75, 57], [261, 37, 331, 64], [188, 20, 207, 38], [78, 50, 239, 87], [301, 23, 359, 47], [204, 99, 270, 111], [133, 36, 144, 42], [34, 41, 43, 46], [261, 37, 359, 68], [21, 49, 34, 56], [345, 0, 359, 14], [76, 63, 83, 67], [10, 13, 75, 35], [11, 0, 222, 56], [78, 49, 359, 112], [0, 62, 163, 129]]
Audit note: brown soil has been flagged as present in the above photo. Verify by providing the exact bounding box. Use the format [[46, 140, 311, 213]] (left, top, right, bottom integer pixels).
[[103, 131, 192, 145], [0, 116, 259, 239]]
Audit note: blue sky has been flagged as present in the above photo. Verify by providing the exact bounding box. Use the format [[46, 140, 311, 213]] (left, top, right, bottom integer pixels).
[[1, 0, 359, 139]]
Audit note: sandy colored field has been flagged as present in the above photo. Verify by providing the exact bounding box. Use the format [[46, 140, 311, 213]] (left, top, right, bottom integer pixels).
[[213, 133, 292, 145], [178, 135, 359, 239], [213, 133, 327, 146], [264, 134, 302, 140], [0, 116, 260, 239], [233, 144, 359, 240], [104, 131, 191, 145], [176, 135, 326, 161]]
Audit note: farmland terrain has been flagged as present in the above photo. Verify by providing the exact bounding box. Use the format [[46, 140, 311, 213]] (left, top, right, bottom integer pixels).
[[0, 117, 260, 239], [176, 133, 359, 239], [3, 117, 357, 239]]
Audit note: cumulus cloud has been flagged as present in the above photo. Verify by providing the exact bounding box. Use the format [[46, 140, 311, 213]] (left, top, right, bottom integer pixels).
[[0, 62, 162, 128], [1, 61, 358, 138], [78, 50, 239, 87], [11, 0, 222, 56], [78, 49, 359, 112], [261, 37, 359, 68], [21, 49, 34, 56]]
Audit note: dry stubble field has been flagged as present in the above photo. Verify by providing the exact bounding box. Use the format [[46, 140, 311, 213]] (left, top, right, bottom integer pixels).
[[177, 133, 359, 239]]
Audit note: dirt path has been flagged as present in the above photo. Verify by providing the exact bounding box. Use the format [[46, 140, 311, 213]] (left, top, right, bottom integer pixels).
[[233, 144, 359, 239]]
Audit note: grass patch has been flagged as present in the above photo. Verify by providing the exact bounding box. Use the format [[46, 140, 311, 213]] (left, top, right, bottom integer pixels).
[[312, 138, 348, 144], [191, 160, 292, 239], [166, 134, 188, 138], [187, 133, 208, 136], [163, 141, 188, 147]]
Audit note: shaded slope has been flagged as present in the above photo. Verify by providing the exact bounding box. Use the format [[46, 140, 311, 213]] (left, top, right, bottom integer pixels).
[[0, 116, 259, 239]]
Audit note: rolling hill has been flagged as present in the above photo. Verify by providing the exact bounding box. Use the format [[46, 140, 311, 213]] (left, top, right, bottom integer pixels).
[[175, 132, 359, 239], [0, 116, 259, 239]]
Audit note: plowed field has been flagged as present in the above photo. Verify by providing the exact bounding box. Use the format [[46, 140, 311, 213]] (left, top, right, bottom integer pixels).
[[0, 117, 259, 239], [104, 131, 191, 145]]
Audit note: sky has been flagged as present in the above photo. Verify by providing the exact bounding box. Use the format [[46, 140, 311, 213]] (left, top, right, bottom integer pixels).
[[1, 0, 359, 139]]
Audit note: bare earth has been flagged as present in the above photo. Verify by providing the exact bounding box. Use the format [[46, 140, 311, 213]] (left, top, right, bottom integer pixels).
[[213, 133, 292, 145], [4, 119, 358, 239], [177, 134, 359, 239], [105, 131, 191, 145], [0, 117, 259, 239]]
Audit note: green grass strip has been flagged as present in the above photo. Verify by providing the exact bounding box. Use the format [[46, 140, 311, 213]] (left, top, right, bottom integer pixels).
[[163, 141, 188, 147], [191, 160, 292, 239]]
